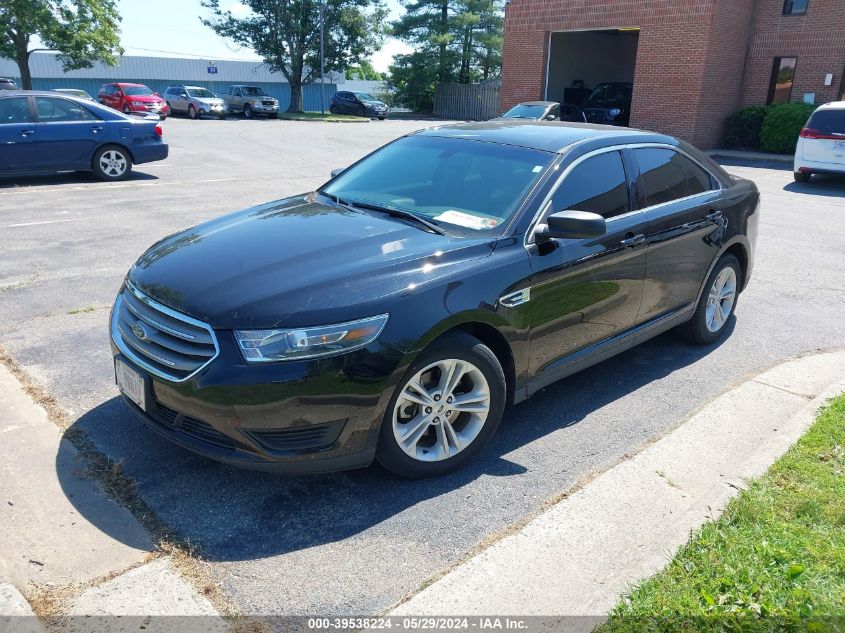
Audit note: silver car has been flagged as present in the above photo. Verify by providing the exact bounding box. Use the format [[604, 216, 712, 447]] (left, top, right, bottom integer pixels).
[[164, 85, 228, 119]]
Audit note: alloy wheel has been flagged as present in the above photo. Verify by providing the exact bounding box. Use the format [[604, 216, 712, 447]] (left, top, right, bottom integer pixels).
[[392, 358, 491, 462], [99, 150, 128, 178], [705, 266, 737, 332]]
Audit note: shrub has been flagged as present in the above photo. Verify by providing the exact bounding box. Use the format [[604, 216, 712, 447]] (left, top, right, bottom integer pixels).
[[759, 102, 816, 154], [722, 106, 767, 150]]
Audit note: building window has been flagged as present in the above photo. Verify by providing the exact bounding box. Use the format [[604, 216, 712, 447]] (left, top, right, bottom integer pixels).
[[782, 0, 808, 15], [767, 57, 797, 104]]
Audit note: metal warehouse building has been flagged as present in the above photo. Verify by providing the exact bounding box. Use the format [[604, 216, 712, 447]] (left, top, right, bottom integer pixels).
[[0, 52, 337, 111], [501, 0, 845, 148]]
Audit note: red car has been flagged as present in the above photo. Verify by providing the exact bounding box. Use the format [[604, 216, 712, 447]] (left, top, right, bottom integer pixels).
[[98, 82, 169, 119]]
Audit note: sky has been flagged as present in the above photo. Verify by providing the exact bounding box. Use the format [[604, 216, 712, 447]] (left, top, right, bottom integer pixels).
[[115, 0, 413, 73]]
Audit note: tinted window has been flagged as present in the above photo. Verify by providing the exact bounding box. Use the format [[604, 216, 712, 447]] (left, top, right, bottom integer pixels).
[[124, 86, 153, 96], [635, 148, 714, 206], [806, 110, 845, 134], [782, 0, 808, 14], [187, 88, 215, 98], [0, 97, 32, 124], [502, 104, 547, 119], [36, 97, 97, 122], [242, 87, 265, 96], [768, 57, 797, 104], [323, 135, 553, 233], [551, 151, 629, 219]]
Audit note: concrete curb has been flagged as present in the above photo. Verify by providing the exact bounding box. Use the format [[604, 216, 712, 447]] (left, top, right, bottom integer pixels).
[[388, 350, 845, 621], [706, 148, 793, 164], [0, 583, 45, 633]]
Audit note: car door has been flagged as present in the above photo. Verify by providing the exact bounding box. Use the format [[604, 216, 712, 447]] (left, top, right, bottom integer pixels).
[[102, 85, 117, 109], [631, 146, 726, 322], [526, 149, 648, 381], [339, 92, 354, 114], [0, 96, 38, 172], [34, 96, 102, 170]]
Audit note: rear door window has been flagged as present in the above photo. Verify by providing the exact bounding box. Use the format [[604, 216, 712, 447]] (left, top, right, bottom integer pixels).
[[634, 148, 715, 207], [551, 150, 630, 219]]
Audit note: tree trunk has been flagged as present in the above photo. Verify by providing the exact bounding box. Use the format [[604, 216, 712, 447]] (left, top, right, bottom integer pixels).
[[13, 34, 32, 90], [288, 79, 303, 113]]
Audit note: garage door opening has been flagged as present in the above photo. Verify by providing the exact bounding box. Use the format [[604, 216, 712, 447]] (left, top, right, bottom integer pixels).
[[545, 29, 639, 126]]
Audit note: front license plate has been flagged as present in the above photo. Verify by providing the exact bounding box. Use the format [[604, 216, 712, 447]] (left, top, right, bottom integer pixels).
[[834, 141, 845, 150], [115, 359, 146, 411]]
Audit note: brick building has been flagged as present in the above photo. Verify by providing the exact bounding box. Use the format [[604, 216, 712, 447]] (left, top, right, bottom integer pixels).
[[500, 0, 845, 148]]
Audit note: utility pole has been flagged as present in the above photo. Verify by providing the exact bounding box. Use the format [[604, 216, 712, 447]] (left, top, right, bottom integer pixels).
[[320, 2, 326, 116]]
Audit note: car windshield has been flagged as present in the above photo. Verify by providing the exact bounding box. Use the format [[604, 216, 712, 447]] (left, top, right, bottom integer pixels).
[[807, 110, 845, 135], [57, 90, 88, 98], [502, 104, 547, 119], [321, 135, 553, 234], [242, 87, 265, 96], [586, 84, 631, 104], [355, 93, 377, 101], [124, 86, 154, 96], [188, 88, 215, 98]]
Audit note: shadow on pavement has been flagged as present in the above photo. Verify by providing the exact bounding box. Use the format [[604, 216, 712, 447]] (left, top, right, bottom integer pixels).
[[783, 173, 845, 195], [0, 171, 159, 189], [57, 323, 733, 562]]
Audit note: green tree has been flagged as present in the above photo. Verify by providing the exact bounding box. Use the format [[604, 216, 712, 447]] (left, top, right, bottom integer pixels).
[[389, 0, 502, 109], [201, 0, 387, 112], [347, 59, 385, 80], [0, 0, 122, 90]]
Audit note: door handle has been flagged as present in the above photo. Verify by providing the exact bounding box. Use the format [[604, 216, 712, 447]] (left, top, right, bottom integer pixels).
[[706, 210, 723, 222], [18, 129, 34, 137], [620, 233, 646, 248], [91, 125, 104, 133]]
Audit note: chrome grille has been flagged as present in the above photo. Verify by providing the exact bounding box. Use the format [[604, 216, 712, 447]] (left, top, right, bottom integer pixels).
[[112, 284, 218, 382]]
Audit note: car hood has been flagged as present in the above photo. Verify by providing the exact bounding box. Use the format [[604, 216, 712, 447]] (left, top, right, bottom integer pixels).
[[196, 97, 225, 105], [128, 195, 496, 330]]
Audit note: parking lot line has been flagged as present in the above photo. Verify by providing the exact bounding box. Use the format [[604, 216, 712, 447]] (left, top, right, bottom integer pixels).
[[7, 217, 104, 228], [0, 178, 239, 196]]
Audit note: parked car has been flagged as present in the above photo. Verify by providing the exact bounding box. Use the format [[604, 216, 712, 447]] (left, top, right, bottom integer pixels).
[[581, 82, 633, 126], [52, 88, 96, 102], [111, 121, 757, 477], [0, 78, 19, 91], [98, 83, 169, 119], [330, 91, 389, 119], [222, 85, 279, 118], [0, 91, 168, 181], [794, 101, 845, 182], [498, 101, 586, 123], [164, 85, 227, 119]]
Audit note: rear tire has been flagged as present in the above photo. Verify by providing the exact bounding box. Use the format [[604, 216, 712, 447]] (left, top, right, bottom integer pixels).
[[675, 253, 741, 344], [92, 145, 132, 181], [376, 331, 506, 478], [794, 171, 811, 183]]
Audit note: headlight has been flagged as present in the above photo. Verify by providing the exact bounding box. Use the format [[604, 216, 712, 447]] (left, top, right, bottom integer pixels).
[[131, 101, 145, 106], [235, 314, 389, 362], [608, 108, 622, 117]]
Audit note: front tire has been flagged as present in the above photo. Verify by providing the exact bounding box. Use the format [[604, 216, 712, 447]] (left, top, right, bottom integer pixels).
[[794, 171, 811, 183], [330, 105, 338, 115], [676, 253, 740, 344], [356, 106, 366, 118], [244, 104, 254, 119], [92, 145, 132, 181], [376, 332, 506, 478], [188, 105, 198, 120]]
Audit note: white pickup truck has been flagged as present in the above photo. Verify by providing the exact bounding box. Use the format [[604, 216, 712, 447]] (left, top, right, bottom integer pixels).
[[221, 85, 280, 118]]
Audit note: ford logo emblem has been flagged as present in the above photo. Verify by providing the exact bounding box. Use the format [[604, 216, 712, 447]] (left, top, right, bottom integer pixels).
[[132, 323, 149, 340]]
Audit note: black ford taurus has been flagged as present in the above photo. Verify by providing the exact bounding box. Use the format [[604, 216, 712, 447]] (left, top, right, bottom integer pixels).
[[111, 121, 759, 478]]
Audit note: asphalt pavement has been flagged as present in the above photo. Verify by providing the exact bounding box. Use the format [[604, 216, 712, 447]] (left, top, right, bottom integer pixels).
[[1, 117, 844, 616]]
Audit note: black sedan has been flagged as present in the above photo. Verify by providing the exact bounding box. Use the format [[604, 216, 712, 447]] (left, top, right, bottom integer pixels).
[[0, 91, 168, 180], [111, 121, 759, 477], [330, 91, 389, 119], [499, 100, 586, 123]]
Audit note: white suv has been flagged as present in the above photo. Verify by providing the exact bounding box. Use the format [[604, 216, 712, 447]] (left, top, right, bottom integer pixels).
[[794, 101, 845, 182]]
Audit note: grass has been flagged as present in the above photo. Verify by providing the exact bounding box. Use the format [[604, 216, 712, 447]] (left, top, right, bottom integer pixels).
[[276, 111, 367, 122], [602, 393, 845, 632]]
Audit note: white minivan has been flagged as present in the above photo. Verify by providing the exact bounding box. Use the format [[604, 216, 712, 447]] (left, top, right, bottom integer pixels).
[[794, 101, 845, 182]]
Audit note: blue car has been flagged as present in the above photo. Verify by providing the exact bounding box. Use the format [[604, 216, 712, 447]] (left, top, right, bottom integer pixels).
[[0, 91, 168, 181]]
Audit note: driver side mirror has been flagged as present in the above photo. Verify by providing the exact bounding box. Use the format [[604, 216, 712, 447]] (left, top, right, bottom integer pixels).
[[330, 167, 347, 178], [545, 114, 557, 121], [535, 210, 606, 241]]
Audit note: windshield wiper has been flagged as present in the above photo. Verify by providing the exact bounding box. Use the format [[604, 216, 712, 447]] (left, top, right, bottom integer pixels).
[[323, 194, 446, 235]]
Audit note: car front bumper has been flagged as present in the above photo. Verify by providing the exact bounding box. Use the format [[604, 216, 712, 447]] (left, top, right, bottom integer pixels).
[[110, 317, 405, 473]]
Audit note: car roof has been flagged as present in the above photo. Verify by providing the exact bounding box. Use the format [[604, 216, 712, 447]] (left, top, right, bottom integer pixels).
[[415, 120, 672, 154], [517, 101, 558, 106], [816, 101, 845, 110], [1, 90, 87, 98]]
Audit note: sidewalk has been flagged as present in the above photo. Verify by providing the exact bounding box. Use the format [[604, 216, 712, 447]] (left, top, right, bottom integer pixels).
[[0, 362, 225, 630], [705, 148, 793, 164], [389, 350, 845, 624]]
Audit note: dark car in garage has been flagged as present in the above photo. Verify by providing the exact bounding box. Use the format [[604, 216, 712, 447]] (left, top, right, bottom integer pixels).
[[499, 101, 587, 123], [0, 91, 168, 180], [581, 82, 634, 126], [111, 120, 758, 478]]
